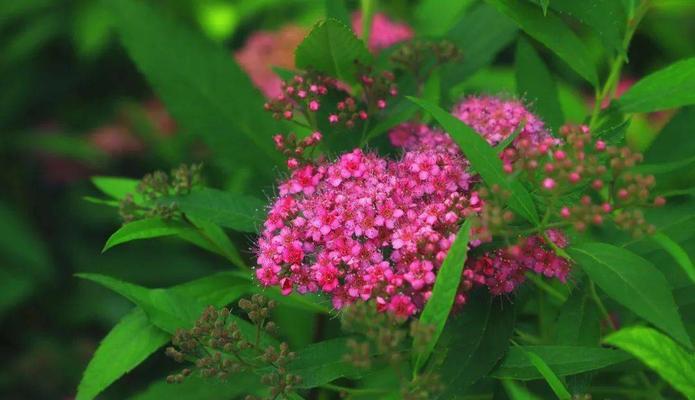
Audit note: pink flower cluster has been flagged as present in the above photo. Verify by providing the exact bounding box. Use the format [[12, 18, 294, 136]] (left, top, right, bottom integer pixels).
[[457, 233, 570, 306], [256, 146, 472, 316], [257, 95, 574, 317], [352, 12, 414, 52], [452, 96, 551, 147]]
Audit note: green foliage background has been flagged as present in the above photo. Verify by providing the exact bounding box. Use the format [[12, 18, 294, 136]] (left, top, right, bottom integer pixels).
[[0, 0, 694, 399]]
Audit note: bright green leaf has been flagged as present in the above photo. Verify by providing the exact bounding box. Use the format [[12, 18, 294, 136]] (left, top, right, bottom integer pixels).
[[488, 0, 598, 86], [491, 345, 631, 380], [407, 96, 539, 224], [568, 242, 692, 349], [604, 326, 695, 398], [91, 176, 140, 201], [172, 187, 265, 233], [295, 18, 371, 83], [520, 348, 571, 399], [106, 0, 281, 178], [503, 380, 543, 400], [515, 37, 564, 130], [76, 309, 169, 400], [652, 232, 695, 285], [619, 58, 695, 113], [414, 220, 472, 371], [103, 218, 192, 252], [76, 272, 250, 400], [288, 338, 365, 388]]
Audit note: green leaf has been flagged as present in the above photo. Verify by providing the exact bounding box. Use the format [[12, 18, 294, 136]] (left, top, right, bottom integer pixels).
[[539, 0, 550, 14], [554, 286, 601, 346], [544, 0, 626, 56], [107, 0, 281, 177], [184, 216, 247, 268], [91, 176, 139, 201], [295, 18, 371, 83], [618, 58, 695, 113], [604, 326, 695, 398], [103, 218, 192, 252], [415, 0, 475, 37], [652, 232, 695, 285], [515, 37, 564, 131], [488, 0, 598, 86], [644, 106, 695, 165], [435, 293, 516, 398], [172, 188, 265, 233], [76, 309, 169, 400], [414, 220, 472, 371], [288, 338, 364, 388], [76, 272, 249, 400], [443, 4, 518, 85], [503, 380, 543, 400], [568, 242, 693, 349], [407, 96, 539, 224], [520, 348, 571, 399], [491, 346, 631, 380]]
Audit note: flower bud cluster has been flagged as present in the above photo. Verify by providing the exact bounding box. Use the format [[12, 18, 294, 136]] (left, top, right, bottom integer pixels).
[[264, 72, 337, 121], [165, 296, 301, 399], [505, 123, 663, 237], [457, 232, 570, 306], [391, 39, 462, 78], [272, 131, 323, 169], [119, 163, 202, 223]]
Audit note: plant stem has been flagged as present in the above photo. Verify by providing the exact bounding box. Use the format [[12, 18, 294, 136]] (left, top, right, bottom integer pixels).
[[589, 0, 651, 131], [589, 279, 617, 331]]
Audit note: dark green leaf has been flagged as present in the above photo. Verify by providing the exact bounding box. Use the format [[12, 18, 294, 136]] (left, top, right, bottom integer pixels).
[[520, 348, 572, 399], [488, 0, 598, 86], [173, 188, 266, 233], [604, 326, 695, 398], [407, 96, 539, 224], [107, 0, 281, 177], [515, 37, 564, 131], [295, 18, 371, 83], [443, 3, 518, 85], [544, 0, 626, 56], [568, 243, 692, 349], [415, 0, 475, 37], [491, 346, 631, 380], [618, 58, 695, 113], [414, 220, 472, 371], [131, 374, 261, 400], [644, 106, 695, 165], [555, 286, 601, 346], [435, 293, 516, 398], [288, 338, 364, 388]]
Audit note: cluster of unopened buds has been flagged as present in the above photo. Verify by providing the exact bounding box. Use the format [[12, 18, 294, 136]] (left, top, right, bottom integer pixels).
[[502, 123, 664, 237], [165, 296, 301, 399], [391, 39, 462, 78], [273, 131, 323, 169], [264, 73, 336, 120]]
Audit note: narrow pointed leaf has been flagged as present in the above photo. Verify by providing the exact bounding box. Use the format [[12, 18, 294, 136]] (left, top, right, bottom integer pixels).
[[520, 348, 571, 399], [407, 96, 539, 224], [488, 0, 598, 86], [604, 326, 695, 398], [619, 58, 695, 113], [652, 232, 695, 284], [491, 346, 631, 380], [568, 242, 692, 349], [414, 220, 472, 371], [103, 218, 192, 252]]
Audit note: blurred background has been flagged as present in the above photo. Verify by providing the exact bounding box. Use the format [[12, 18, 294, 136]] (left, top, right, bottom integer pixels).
[[0, 0, 693, 398]]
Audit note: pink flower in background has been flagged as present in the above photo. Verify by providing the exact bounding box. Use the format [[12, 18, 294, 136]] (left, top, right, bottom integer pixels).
[[89, 124, 143, 157], [352, 12, 413, 52], [235, 25, 307, 98]]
